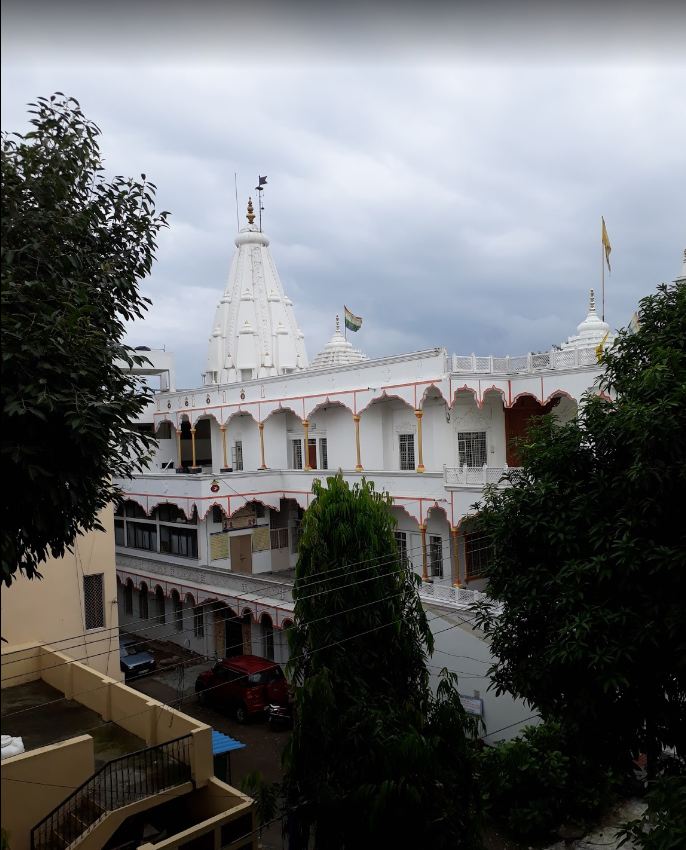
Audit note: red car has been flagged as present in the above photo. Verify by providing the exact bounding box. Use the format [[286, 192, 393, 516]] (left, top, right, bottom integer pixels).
[[195, 655, 289, 723]]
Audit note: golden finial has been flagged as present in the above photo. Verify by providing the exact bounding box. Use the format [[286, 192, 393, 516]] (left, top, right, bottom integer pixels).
[[246, 197, 255, 225]]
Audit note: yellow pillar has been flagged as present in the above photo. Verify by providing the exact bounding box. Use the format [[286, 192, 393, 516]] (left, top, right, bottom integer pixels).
[[258, 422, 267, 470], [451, 526, 461, 587], [302, 419, 311, 470], [415, 410, 425, 473], [220, 425, 229, 471], [419, 524, 428, 581], [190, 427, 201, 472], [176, 427, 182, 468], [353, 414, 363, 471]]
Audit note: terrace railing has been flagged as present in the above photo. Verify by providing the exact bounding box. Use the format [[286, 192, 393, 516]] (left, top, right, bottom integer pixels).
[[443, 465, 524, 487], [451, 346, 598, 374], [31, 734, 192, 850]]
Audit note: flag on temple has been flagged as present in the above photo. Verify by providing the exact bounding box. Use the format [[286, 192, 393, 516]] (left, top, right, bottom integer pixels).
[[258, 176, 267, 186], [344, 306, 362, 332], [595, 331, 610, 363], [601, 217, 612, 272]]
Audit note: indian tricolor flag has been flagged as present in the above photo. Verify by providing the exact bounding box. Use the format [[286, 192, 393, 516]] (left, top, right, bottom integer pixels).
[[344, 306, 363, 332]]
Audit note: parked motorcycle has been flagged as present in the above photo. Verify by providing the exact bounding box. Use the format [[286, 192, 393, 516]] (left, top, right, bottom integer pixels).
[[266, 702, 292, 729]]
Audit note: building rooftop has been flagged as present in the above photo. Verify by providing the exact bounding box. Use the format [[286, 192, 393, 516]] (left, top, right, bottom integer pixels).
[[1, 680, 145, 769]]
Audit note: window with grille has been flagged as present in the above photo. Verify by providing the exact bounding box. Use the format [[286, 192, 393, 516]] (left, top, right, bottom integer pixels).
[[232, 441, 244, 471], [394, 531, 408, 566], [291, 439, 303, 470], [270, 527, 289, 550], [319, 438, 328, 470], [465, 532, 493, 579], [193, 606, 204, 638], [430, 535, 444, 579], [127, 522, 157, 552], [159, 526, 198, 558], [291, 520, 302, 554], [398, 434, 415, 470], [83, 574, 105, 630], [457, 431, 487, 467]]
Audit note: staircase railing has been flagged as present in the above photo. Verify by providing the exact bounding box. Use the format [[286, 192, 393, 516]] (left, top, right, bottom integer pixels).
[[30, 734, 192, 850]]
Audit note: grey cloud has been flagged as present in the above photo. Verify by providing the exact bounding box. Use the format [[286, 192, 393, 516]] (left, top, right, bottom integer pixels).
[[2, 60, 685, 388]]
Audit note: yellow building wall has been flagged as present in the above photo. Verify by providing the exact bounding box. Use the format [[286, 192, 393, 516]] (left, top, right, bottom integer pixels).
[[0, 735, 95, 850], [0, 506, 122, 681]]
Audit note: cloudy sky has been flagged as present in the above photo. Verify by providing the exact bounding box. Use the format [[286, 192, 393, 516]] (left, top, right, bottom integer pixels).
[[3, 3, 685, 388]]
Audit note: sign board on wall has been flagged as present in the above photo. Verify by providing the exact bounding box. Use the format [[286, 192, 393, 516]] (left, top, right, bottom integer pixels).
[[459, 695, 484, 717], [252, 527, 270, 552], [210, 532, 230, 561]]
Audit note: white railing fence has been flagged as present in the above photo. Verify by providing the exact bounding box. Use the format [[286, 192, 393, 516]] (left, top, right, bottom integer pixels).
[[451, 346, 598, 374], [443, 465, 523, 487]]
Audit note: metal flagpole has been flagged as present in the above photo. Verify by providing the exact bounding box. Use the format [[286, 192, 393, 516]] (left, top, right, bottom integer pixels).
[[258, 178, 262, 232]]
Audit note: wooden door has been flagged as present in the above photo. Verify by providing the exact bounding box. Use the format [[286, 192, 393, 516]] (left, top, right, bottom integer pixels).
[[308, 438, 317, 469], [230, 534, 253, 575]]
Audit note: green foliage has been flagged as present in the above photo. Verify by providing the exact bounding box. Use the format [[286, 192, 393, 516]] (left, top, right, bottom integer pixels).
[[1, 94, 169, 584], [283, 474, 480, 850], [240, 771, 280, 831], [478, 721, 618, 839], [0, 827, 9, 850], [474, 282, 686, 775], [618, 768, 686, 850]]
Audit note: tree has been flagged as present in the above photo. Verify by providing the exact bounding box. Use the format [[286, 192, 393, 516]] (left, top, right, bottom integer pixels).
[[1, 94, 169, 585], [282, 474, 480, 850], [474, 281, 686, 778]]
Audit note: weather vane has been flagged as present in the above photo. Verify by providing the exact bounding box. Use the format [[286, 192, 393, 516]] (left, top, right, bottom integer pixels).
[[255, 175, 267, 231]]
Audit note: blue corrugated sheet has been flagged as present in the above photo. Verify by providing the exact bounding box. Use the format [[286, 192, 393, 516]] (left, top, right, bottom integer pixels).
[[211, 729, 246, 755]]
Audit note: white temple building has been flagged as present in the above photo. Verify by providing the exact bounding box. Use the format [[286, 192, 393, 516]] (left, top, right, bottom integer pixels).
[[115, 200, 670, 740]]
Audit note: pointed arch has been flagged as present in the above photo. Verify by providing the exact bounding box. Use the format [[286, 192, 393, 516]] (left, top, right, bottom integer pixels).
[[303, 397, 355, 421], [419, 383, 449, 409], [357, 390, 416, 416], [221, 408, 260, 427]]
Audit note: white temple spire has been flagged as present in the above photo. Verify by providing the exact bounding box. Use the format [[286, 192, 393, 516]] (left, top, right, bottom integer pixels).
[[203, 199, 308, 384]]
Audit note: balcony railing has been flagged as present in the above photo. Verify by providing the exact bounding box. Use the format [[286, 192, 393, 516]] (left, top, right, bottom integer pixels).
[[443, 465, 523, 487], [31, 735, 192, 850], [451, 346, 597, 374]]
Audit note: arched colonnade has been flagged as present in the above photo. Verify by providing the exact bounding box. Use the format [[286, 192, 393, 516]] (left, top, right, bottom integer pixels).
[[152, 386, 579, 475]]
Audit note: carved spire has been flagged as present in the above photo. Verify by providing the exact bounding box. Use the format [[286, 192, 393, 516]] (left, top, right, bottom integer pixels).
[[246, 197, 255, 225], [588, 288, 596, 314], [335, 314, 340, 333]]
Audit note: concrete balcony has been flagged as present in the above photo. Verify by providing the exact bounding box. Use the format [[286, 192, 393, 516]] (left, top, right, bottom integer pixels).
[[116, 469, 449, 520]]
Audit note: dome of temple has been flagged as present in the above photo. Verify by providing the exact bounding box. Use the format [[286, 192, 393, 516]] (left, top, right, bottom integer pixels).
[[561, 289, 614, 350], [309, 317, 369, 370]]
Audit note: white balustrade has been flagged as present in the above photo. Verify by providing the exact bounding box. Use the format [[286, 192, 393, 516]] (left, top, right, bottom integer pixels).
[[450, 346, 597, 375], [443, 465, 522, 487]]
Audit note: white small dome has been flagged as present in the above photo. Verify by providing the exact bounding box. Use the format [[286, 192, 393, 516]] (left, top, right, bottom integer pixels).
[[561, 289, 614, 351], [309, 317, 369, 370]]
